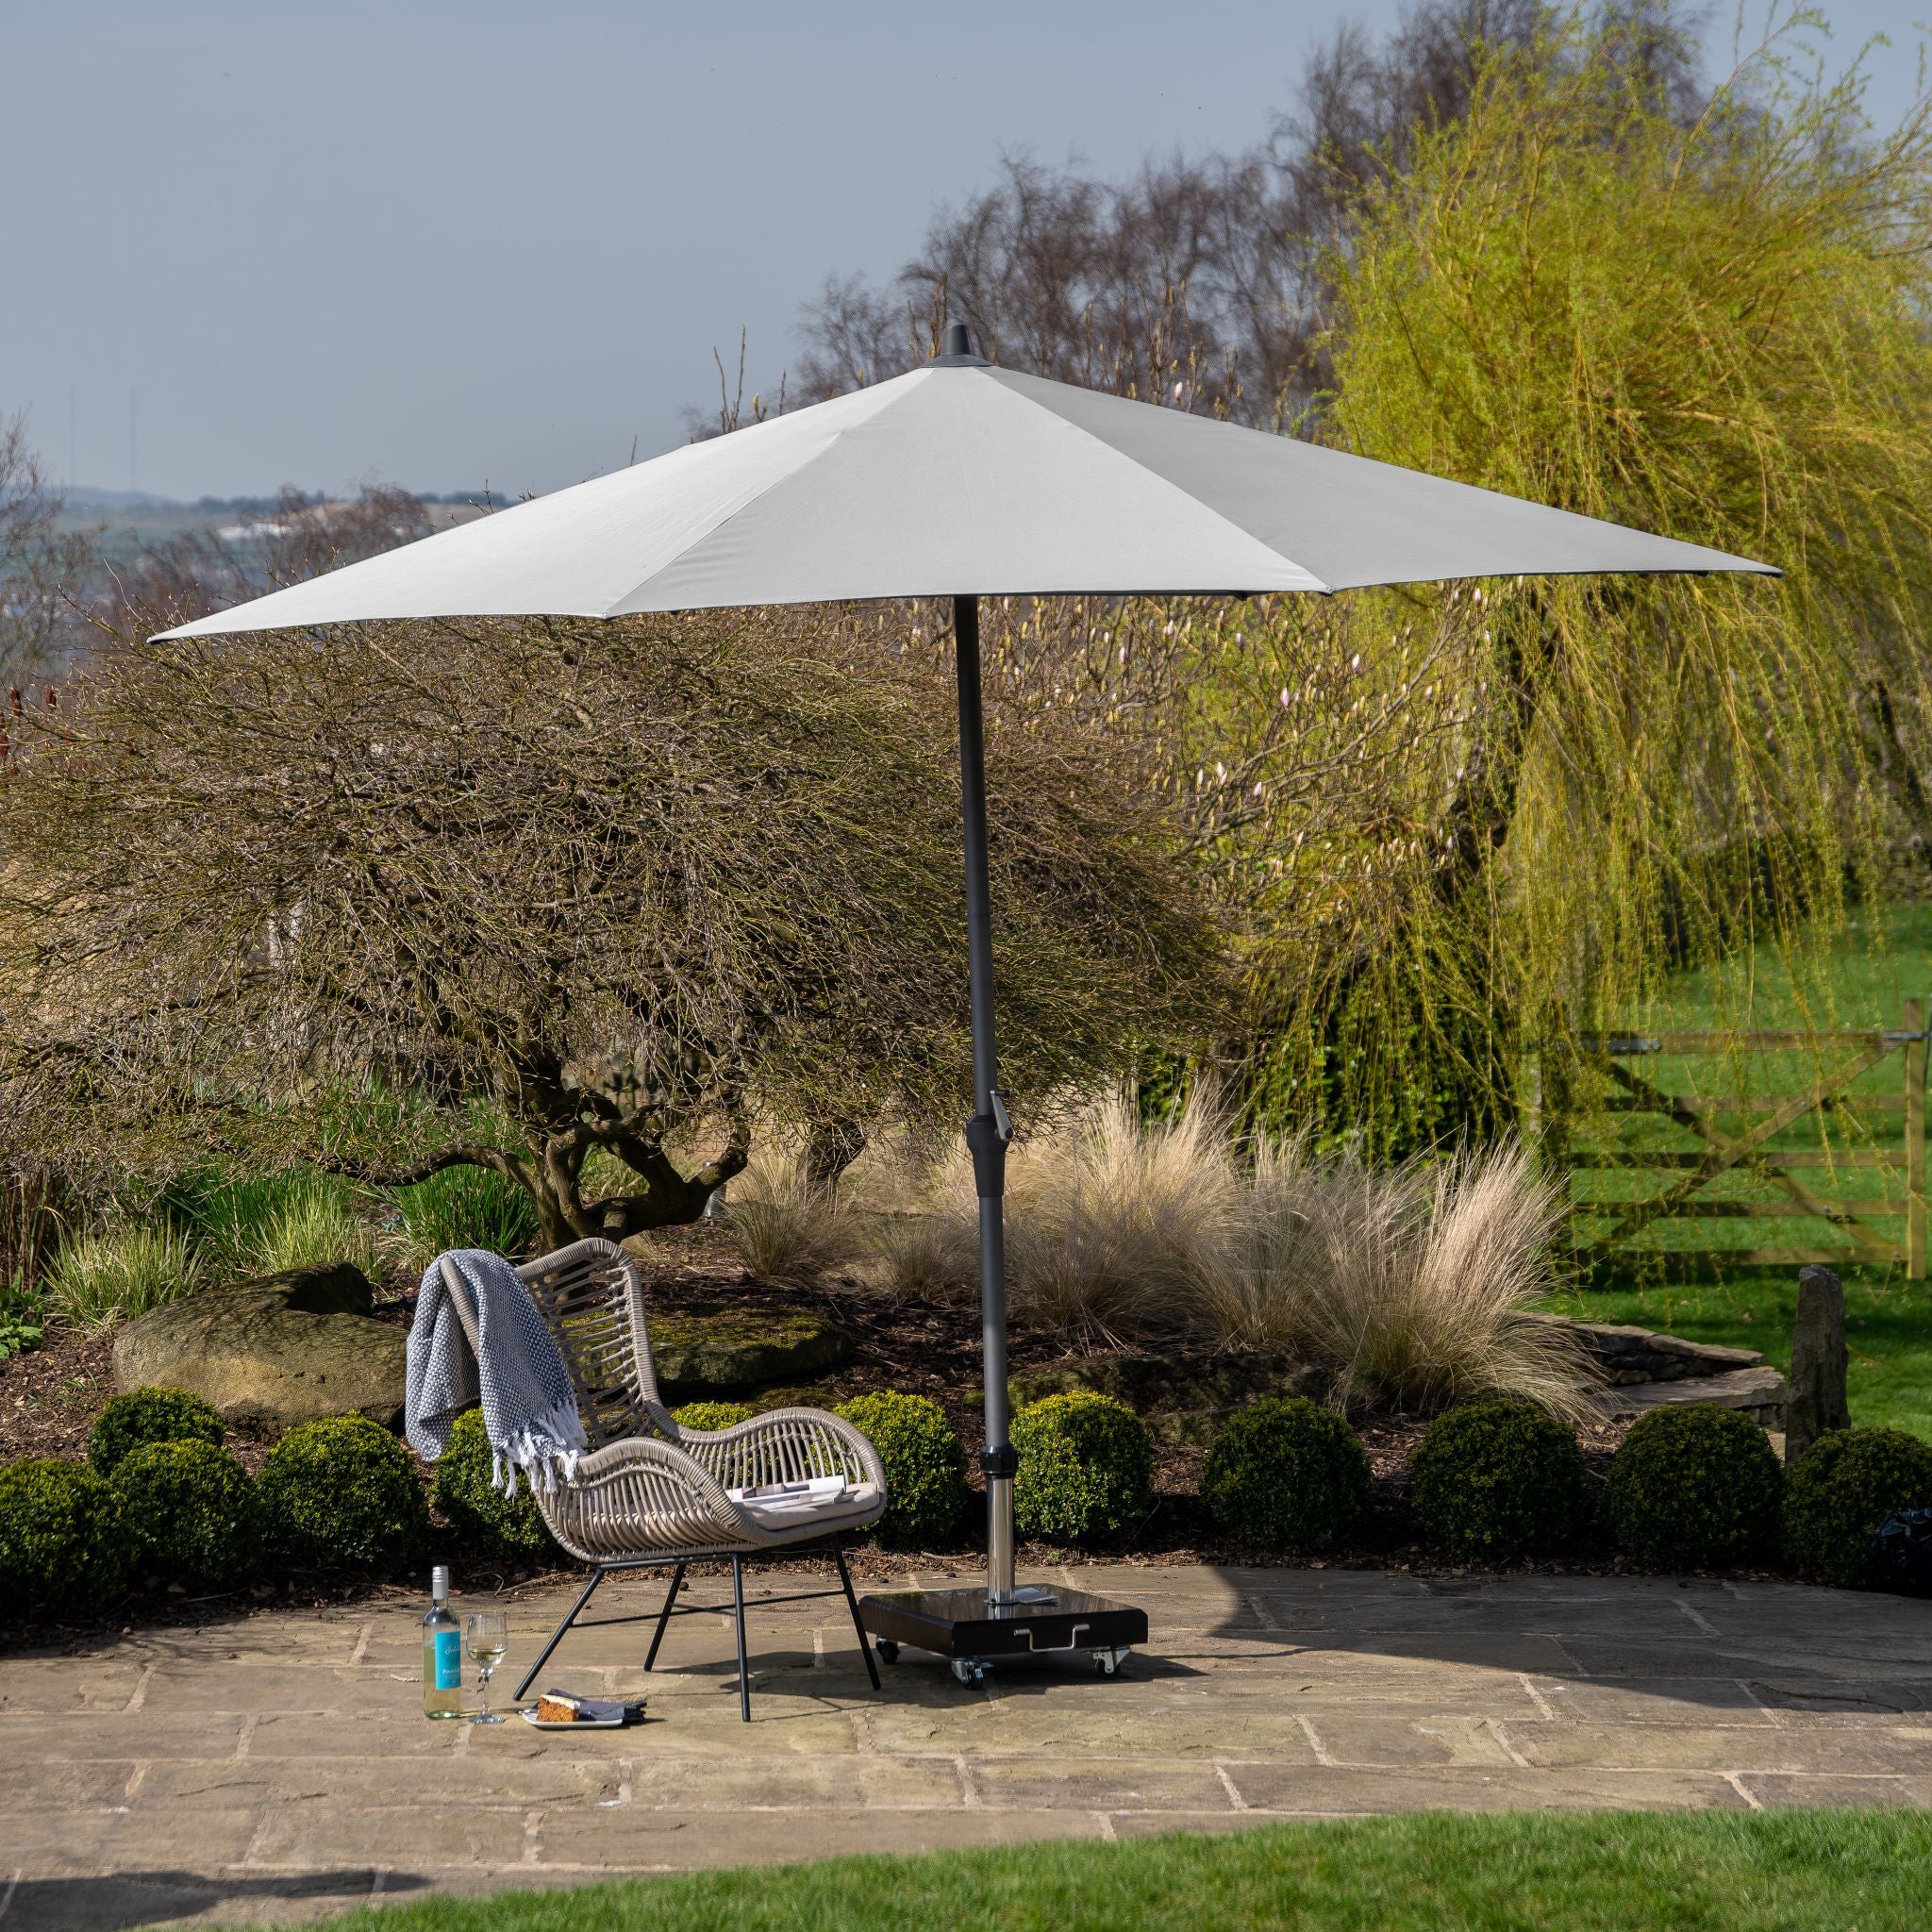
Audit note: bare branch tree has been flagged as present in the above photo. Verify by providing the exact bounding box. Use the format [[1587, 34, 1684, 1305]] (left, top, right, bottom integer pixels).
[[0, 611, 1221, 1248], [0, 413, 96, 687]]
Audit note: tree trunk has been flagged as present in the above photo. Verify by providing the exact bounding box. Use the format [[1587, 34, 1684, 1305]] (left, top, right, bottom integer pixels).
[[803, 1119, 867, 1191], [525, 1124, 753, 1254]]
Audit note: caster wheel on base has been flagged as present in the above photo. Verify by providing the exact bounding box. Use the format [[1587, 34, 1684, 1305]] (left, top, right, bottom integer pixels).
[[1093, 1648, 1128, 1677], [874, 1639, 900, 1665], [950, 1658, 990, 1688]]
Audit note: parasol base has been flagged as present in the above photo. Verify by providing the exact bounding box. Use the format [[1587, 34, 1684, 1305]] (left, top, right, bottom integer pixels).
[[857, 1585, 1147, 1686]]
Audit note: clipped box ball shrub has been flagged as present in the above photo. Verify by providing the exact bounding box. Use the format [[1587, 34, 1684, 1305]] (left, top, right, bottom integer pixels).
[[89, 1387, 225, 1476], [1783, 1427, 1932, 1588], [1202, 1396, 1371, 1553], [672, 1402, 754, 1434], [836, 1391, 967, 1545], [1607, 1404, 1781, 1571], [112, 1440, 262, 1591], [430, 1409, 558, 1559], [1012, 1391, 1151, 1544], [0, 1457, 128, 1618], [258, 1414, 429, 1571], [1410, 1400, 1590, 1561]]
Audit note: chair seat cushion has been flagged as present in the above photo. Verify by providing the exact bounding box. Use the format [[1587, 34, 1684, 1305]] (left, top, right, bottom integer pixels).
[[739, 1480, 884, 1539]]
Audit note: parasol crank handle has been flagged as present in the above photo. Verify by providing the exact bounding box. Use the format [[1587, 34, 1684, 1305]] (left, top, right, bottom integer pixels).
[[965, 1088, 1012, 1198]]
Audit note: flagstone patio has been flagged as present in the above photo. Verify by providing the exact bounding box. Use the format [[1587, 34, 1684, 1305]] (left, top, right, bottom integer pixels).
[[4, 1564, 1929, 1929]]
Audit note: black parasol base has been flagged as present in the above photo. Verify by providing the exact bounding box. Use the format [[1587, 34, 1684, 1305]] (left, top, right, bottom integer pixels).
[[858, 1585, 1147, 1687]]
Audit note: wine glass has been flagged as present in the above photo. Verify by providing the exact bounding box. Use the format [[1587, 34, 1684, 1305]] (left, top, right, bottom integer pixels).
[[465, 1609, 508, 1724]]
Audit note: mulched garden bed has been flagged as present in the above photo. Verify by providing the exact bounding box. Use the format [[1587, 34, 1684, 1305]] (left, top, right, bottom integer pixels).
[[4, 1221, 1807, 1650]]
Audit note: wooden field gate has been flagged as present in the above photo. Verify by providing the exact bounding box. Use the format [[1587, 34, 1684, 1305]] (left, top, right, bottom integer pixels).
[[1556, 1000, 1926, 1279]]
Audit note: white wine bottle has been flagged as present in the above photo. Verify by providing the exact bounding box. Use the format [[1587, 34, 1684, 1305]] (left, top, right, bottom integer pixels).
[[423, 1566, 463, 1719]]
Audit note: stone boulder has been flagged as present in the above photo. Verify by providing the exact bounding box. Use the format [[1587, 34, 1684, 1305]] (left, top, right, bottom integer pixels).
[[650, 1307, 852, 1402], [112, 1263, 406, 1431]]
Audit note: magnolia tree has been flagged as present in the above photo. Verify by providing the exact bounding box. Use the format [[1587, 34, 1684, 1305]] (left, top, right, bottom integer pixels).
[[0, 613, 1218, 1250]]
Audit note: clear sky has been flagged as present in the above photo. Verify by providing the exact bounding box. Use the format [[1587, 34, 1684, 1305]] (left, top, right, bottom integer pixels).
[[4, 1, 1922, 502]]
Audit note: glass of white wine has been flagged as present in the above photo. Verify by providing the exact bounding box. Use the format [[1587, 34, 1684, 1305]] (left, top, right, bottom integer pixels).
[[465, 1609, 508, 1725]]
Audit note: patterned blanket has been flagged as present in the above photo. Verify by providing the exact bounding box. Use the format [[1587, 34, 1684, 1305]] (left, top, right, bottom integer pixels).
[[406, 1248, 590, 1496]]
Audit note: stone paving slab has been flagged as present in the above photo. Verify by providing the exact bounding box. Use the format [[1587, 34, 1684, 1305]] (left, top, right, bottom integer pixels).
[[3, 1565, 1929, 1928]]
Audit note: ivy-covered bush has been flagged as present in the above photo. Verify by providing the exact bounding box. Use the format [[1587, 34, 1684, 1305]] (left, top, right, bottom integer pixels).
[[1607, 1404, 1782, 1570], [0, 1457, 128, 1617], [430, 1408, 558, 1558], [88, 1387, 225, 1476], [1409, 1400, 1590, 1560], [112, 1440, 262, 1591], [1011, 1391, 1151, 1543], [258, 1414, 428, 1571], [672, 1402, 755, 1434], [1783, 1427, 1932, 1588], [1202, 1396, 1370, 1553], [836, 1391, 967, 1545]]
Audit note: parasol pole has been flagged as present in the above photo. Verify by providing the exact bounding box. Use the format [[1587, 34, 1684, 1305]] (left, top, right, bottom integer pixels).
[[952, 588, 1017, 1607]]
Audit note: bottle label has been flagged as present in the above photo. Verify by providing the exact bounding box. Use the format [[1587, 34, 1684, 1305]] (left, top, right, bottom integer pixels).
[[434, 1629, 461, 1690]]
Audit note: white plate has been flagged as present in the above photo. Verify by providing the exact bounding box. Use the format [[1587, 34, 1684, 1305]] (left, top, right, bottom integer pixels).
[[519, 1707, 630, 1730]]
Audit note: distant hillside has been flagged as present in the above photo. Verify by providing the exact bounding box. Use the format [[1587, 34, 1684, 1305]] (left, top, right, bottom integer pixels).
[[65, 484, 492, 513]]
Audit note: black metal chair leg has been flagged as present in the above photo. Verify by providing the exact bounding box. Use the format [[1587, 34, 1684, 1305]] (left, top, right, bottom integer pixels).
[[512, 1566, 606, 1701], [643, 1561, 686, 1671], [730, 1554, 752, 1723], [832, 1539, 881, 1691]]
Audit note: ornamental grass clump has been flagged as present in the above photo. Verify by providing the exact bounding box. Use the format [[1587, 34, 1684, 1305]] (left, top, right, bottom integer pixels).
[[835, 1391, 967, 1545], [1783, 1428, 1932, 1589], [1607, 1406, 1782, 1572], [111, 1440, 262, 1591], [1409, 1400, 1590, 1561], [88, 1386, 226, 1475], [1202, 1396, 1371, 1553], [0, 1457, 127, 1618], [258, 1414, 428, 1572], [1297, 1146, 1597, 1425], [44, 1223, 201, 1328], [724, 1145, 861, 1287], [431, 1409, 558, 1559], [1011, 1391, 1152, 1544], [1003, 1091, 1237, 1343], [910, 1112, 1592, 1421]]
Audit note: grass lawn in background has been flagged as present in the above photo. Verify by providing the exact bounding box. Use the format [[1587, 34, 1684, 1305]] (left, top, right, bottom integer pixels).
[[263, 1811, 1932, 1932], [1547, 902, 1932, 1441], [1542, 1259, 1930, 1440]]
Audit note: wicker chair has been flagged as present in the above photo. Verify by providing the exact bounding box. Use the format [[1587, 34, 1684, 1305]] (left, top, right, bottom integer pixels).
[[438, 1237, 887, 1721]]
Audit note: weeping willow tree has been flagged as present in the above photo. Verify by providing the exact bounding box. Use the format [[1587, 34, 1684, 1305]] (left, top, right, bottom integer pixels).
[[1226, 10, 1932, 1147], [875, 12, 1932, 1153]]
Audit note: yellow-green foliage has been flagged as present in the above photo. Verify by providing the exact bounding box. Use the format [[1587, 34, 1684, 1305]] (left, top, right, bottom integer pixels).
[[111, 1440, 262, 1591], [670, 1402, 754, 1434], [1011, 1391, 1152, 1543], [1782, 1426, 1932, 1586], [88, 1387, 225, 1475], [0, 1457, 127, 1618], [1607, 1404, 1782, 1570], [258, 1414, 428, 1572], [1202, 1397, 1371, 1554], [44, 1224, 202, 1328], [835, 1391, 967, 1545], [431, 1408, 558, 1559], [1278, 19, 1932, 1132]]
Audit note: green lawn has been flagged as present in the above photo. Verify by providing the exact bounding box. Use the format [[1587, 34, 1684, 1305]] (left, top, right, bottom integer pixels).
[[275, 1812, 1931, 1932], [1544, 1259, 1932, 1441], [1546, 903, 1931, 1440]]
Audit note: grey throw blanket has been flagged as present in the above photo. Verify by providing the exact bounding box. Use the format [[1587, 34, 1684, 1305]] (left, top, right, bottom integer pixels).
[[407, 1249, 589, 1497]]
